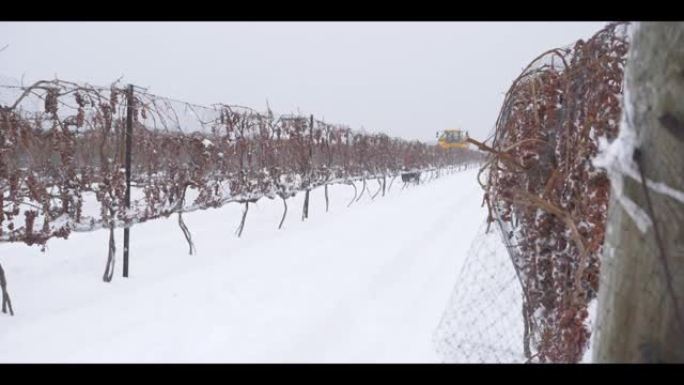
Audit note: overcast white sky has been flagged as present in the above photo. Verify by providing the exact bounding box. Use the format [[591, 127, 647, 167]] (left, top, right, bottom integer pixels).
[[0, 22, 606, 141]]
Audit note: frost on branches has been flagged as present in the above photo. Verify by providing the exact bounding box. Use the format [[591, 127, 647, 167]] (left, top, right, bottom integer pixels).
[[480, 23, 630, 362]]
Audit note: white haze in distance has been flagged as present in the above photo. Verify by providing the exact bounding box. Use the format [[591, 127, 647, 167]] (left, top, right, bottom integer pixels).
[[0, 22, 606, 142]]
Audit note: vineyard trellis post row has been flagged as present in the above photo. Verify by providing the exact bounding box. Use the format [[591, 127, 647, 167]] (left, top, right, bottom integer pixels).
[[123, 84, 134, 278]]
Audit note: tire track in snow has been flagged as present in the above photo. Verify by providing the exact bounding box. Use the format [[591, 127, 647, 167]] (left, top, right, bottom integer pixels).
[[0, 169, 485, 362], [285, 173, 485, 362]]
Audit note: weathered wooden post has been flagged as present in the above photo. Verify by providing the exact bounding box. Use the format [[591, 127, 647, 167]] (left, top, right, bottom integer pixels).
[[593, 22, 684, 363]]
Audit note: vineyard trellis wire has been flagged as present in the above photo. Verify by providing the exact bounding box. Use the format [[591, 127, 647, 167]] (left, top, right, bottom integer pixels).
[[0, 76, 482, 315], [435, 22, 631, 363]]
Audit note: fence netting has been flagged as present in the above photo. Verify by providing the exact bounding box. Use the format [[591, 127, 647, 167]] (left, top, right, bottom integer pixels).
[[434, 219, 527, 363]]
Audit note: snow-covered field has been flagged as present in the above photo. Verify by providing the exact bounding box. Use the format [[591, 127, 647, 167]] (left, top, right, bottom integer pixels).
[[0, 169, 486, 363]]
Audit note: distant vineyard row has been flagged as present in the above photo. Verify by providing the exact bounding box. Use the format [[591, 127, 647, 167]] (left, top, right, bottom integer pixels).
[[0, 80, 482, 247]]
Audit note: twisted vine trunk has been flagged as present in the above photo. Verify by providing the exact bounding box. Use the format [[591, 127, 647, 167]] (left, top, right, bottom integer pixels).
[[102, 224, 116, 283], [279, 197, 288, 229], [594, 22, 684, 363], [302, 190, 310, 221], [371, 179, 383, 200], [177, 186, 194, 255], [387, 175, 396, 192], [236, 202, 249, 238], [178, 212, 195, 255], [347, 182, 358, 207], [356, 179, 367, 202], [0, 262, 14, 316]]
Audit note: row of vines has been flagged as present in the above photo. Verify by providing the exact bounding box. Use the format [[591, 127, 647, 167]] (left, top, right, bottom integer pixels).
[[0, 77, 481, 314]]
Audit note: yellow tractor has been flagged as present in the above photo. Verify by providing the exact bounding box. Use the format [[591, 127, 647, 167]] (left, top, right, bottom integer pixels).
[[437, 129, 469, 149]]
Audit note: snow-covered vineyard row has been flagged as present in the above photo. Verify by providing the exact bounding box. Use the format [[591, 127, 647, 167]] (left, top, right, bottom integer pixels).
[[0, 77, 483, 250], [0, 168, 486, 362]]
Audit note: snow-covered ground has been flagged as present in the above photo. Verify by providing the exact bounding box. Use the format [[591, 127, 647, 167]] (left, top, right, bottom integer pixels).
[[0, 169, 486, 363]]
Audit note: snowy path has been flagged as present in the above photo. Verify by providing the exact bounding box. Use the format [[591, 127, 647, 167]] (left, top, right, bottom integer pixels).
[[0, 169, 486, 363]]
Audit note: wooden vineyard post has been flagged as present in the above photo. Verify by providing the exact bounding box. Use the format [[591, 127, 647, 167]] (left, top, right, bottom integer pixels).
[[593, 22, 684, 362], [123, 84, 134, 278], [302, 114, 313, 221]]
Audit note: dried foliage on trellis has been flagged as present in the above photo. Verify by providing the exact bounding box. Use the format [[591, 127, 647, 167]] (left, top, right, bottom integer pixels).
[[478, 22, 630, 362], [0, 78, 482, 247]]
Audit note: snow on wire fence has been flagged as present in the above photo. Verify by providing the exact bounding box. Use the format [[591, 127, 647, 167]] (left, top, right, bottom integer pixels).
[[0, 76, 482, 315], [435, 219, 527, 362], [435, 22, 630, 363]]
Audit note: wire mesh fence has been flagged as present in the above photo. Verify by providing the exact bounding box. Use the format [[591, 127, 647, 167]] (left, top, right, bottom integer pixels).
[[434, 219, 526, 363]]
